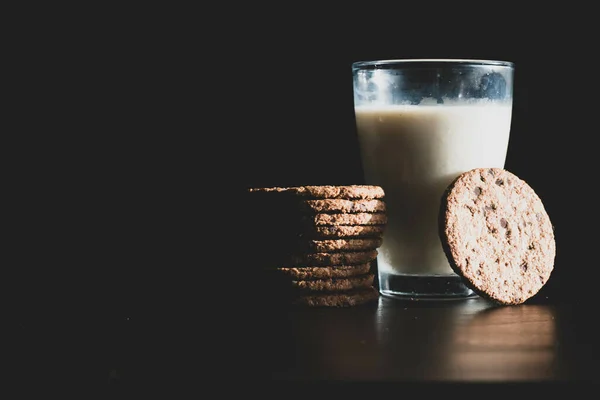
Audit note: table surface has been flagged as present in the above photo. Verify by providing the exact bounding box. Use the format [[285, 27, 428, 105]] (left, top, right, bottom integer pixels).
[[107, 289, 599, 390]]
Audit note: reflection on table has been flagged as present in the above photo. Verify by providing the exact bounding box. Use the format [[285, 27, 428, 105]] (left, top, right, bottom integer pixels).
[[262, 296, 559, 381]]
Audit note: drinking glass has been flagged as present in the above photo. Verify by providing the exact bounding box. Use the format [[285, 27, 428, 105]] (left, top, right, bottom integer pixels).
[[352, 59, 514, 299]]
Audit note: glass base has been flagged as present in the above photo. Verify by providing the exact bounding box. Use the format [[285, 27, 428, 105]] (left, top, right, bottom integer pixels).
[[378, 271, 477, 300]]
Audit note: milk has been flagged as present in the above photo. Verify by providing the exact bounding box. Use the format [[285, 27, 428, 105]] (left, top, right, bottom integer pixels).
[[354, 102, 512, 276]]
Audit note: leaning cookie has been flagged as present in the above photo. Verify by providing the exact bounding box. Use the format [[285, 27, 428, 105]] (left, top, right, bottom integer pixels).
[[292, 287, 380, 307], [439, 167, 556, 305]]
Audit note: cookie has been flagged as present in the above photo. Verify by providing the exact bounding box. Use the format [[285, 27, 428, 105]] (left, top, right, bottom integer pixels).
[[299, 238, 383, 252], [252, 239, 382, 268], [248, 185, 385, 199], [291, 273, 375, 292], [307, 212, 388, 226], [300, 225, 386, 239], [292, 287, 380, 307], [439, 167, 556, 305], [280, 250, 378, 267], [298, 199, 386, 213], [272, 263, 372, 280]]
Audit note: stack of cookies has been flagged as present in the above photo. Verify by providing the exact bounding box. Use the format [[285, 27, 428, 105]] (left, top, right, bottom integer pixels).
[[244, 185, 386, 307]]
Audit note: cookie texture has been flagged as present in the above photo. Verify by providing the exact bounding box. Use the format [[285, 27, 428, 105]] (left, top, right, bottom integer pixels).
[[273, 263, 372, 280], [298, 199, 386, 213], [307, 212, 387, 226], [439, 168, 556, 305], [300, 225, 386, 239], [291, 273, 375, 291], [299, 238, 383, 252], [282, 250, 378, 267], [292, 287, 379, 307], [244, 185, 385, 307], [248, 185, 385, 199]]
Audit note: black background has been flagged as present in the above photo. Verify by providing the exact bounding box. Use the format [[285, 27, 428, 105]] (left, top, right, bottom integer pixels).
[[9, 4, 598, 391], [91, 6, 599, 320], [12, 6, 593, 321]]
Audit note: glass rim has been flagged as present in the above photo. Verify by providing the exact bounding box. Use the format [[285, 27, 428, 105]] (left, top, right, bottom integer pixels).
[[352, 58, 514, 70]]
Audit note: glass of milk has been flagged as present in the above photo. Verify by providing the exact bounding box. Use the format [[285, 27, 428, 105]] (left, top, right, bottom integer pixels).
[[352, 59, 514, 299]]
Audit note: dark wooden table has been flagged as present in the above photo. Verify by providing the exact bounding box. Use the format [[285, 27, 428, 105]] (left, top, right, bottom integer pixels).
[[108, 287, 599, 391]]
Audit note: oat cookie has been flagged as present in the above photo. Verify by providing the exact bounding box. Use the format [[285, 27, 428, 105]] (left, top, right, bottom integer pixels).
[[439, 167, 556, 305], [298, 199, 386, 213], [300, 238, 383, 252], [301, 225, 386, 239], [282, 250, 378, 267], [291, 273, 375, 292], [307, 212, 388, 226], [248, 185, 385, 199], [273, 263, 372, 280], [292, 287, 380, 307]]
